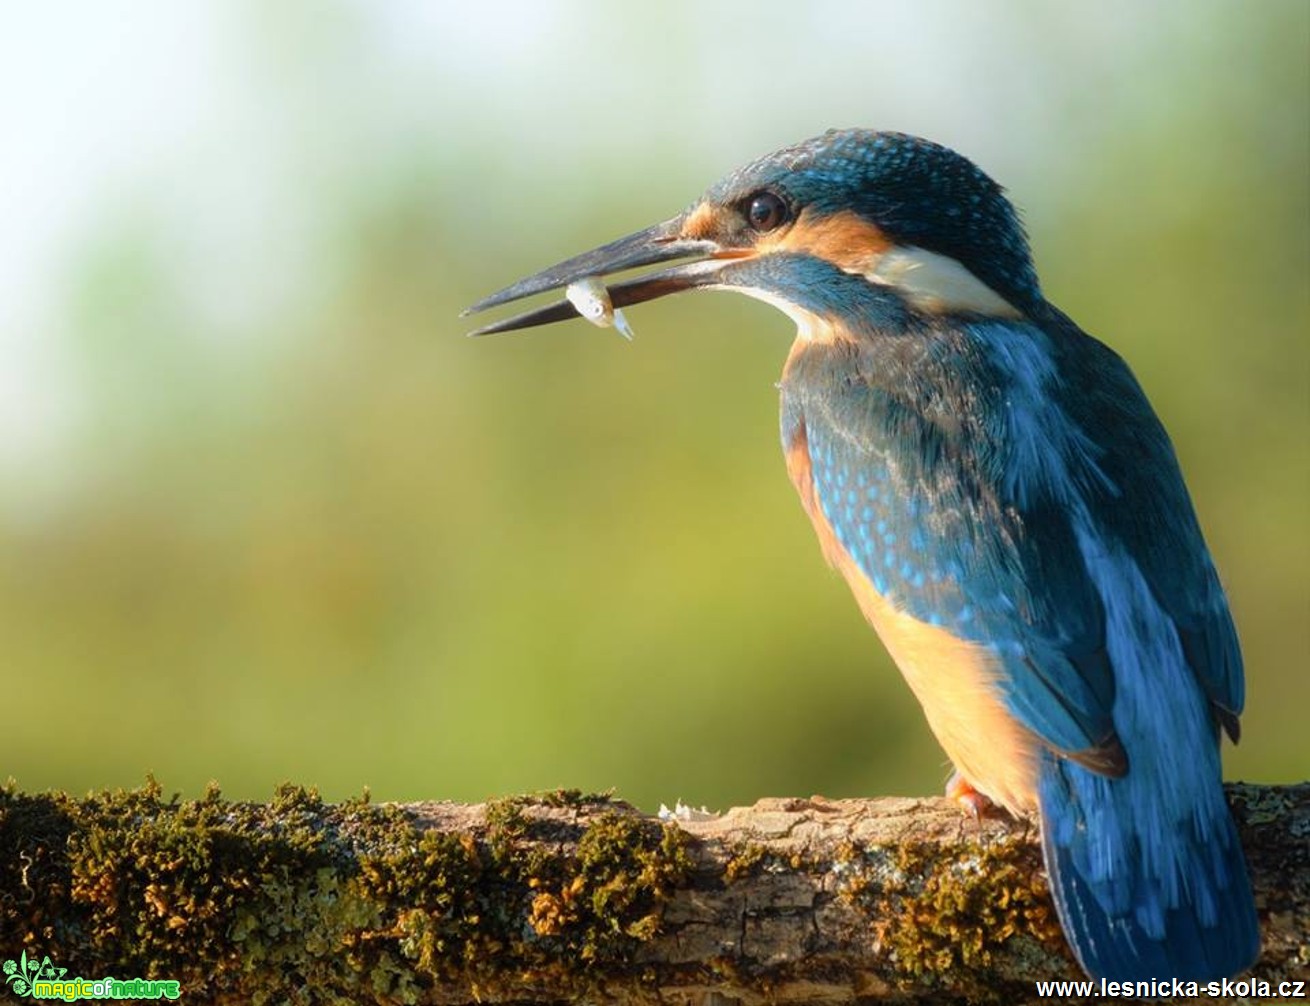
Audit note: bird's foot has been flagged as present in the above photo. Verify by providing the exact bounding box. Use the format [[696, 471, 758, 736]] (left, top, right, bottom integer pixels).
[[945, 771, 996, 823]]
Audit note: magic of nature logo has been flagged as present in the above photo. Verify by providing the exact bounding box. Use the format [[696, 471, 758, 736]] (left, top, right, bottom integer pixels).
[[2, 951, 181, 1001]]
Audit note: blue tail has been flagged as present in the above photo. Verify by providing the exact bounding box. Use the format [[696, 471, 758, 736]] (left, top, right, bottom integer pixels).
[[1038, 752, 1259, 982]]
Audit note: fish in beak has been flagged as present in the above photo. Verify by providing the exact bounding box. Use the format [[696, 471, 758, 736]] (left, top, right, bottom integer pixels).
[[461, 215, 729, 337]]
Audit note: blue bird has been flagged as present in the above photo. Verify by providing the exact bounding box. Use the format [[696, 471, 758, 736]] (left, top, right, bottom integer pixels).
[[463, 129, 1260, 982]]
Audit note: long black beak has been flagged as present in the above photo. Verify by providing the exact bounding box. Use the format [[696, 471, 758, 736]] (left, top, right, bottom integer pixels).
[[461, 215, 725, 336]]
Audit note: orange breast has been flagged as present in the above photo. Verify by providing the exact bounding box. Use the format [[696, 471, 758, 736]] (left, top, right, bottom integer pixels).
[[784, 410, 1040, 812]]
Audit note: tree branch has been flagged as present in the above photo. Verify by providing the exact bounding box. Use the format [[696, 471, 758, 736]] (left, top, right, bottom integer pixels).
[[1, 782, 1305, 1004]]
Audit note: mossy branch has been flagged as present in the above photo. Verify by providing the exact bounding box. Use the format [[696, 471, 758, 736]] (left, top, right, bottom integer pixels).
[[1, 781, 1305, 1005]]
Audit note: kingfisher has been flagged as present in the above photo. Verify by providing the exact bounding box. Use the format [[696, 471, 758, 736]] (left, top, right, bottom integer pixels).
[[463, 129, 1260, 982]]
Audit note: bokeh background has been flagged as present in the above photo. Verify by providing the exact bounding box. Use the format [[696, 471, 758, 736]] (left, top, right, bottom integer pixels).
[[3, 1, 1307, 809]]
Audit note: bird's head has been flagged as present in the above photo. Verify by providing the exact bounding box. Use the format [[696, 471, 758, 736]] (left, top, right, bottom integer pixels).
[[464, 129, 1042, 336]]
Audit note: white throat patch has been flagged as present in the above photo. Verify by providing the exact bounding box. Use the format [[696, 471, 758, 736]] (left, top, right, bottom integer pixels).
[[710, 284, 841, 343], [868, 246, 1023, 319]]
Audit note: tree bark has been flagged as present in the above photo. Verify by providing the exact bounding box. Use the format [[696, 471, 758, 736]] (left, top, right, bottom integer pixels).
[[0, 781, 1305, 1004]]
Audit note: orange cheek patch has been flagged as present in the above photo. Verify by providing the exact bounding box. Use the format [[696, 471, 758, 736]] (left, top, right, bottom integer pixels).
[[760, 209, 891, 274], [680, 204, 889, 275], [680, 202, 722, 240]]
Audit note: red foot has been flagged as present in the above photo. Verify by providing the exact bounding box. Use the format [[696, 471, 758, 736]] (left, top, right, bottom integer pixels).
[[945, 771, 996, 823]]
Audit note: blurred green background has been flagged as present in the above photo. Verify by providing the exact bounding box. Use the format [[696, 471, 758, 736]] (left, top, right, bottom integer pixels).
[[2, 1, 1306, 809]]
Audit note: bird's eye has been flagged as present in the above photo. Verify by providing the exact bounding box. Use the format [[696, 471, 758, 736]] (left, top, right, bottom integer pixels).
[[746, 192, 788, 232]]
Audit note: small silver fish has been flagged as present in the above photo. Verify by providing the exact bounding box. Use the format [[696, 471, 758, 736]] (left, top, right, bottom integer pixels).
[[566, 276, 635, 340]]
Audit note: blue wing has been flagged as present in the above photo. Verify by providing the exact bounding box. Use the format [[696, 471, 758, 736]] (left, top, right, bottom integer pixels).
[[780, 312, 1240, 763], [1047, 306, 1243, 730]]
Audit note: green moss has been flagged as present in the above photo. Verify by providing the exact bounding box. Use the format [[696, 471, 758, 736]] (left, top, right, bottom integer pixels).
[[1233, 784, 1293, 827], [721, 837, 813, 886], [359, 795, 693, 998], [21, 780, 640, 1003], [558, 810, 691, 958], [535, 788, 615, 809], [0, 782, 692, 1003], [837, 833, 1065, 998], [57, 781, 405, 1000], [723, 842, 768, 883]]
